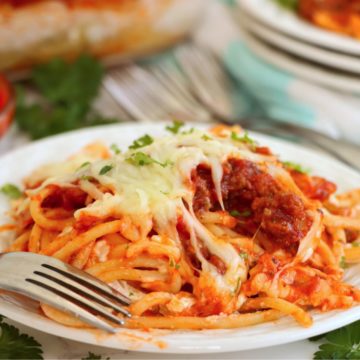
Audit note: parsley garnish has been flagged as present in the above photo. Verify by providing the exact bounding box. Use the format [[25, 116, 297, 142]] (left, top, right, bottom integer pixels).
[[0, 315, 43, 359], [175, 264, 180, 270], [283, 161, 310, 174], [81, 352, 110, 360], [99, 165, 113, 175], [15, 55, 116, 139], [231, 131, 256, 148], [126, 152, 171, 168], [0, 184, 22, 200], [129, 134, 154, 150], [310, 320, 360, 359], [239, 252, 248, 260], [352, 242, 360, 248], [339, 256, 347, 269], [275, 0, 298, 11], [110, 144, 121, 155], [166, 120, 184, 134], [230, 210, 252, 218], [169, 259, 175, 268], [129, 292, 134, 297], [201, 134, 212, 141], [77, 161, 90, 171], [181, 128, 195, 135], [80, 175, 94, 181]]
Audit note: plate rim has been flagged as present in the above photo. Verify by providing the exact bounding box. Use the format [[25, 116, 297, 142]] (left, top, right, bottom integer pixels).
[[1, 122, 360, 354], [239, 12, 360, 75], [238, 0, 360, 56], [241, 29, 360, 93]]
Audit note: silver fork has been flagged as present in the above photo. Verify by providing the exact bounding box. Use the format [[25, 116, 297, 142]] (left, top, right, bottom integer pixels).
[[0, 252, 131, 333]]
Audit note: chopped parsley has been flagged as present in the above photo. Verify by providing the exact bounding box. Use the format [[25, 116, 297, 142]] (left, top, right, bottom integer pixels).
[[166, 120, 184, 134], [128, 291, 134, 297], [0, 315, 43, 359], [275, 0, 298, 11], [231, 131, 256, 148], [110, 144, 121, 154], [201, 134, 212, 141], [339, 256, 347, 269], [169, 259, 175, 268], [310, 320, 360, 359], [99, 165, 113, 175], [126, 152, 172, 168], [230, 210, 252, 218], [175, 264, 180, 270], [77, 161, 90, 171], [282, 161, 310, 174], [129, 134, 154, 150], [80, 175, 94, 181], [181, 128, 195, 135], [352, 242, 360, 248], [0, 184, 22, 200], [239, 252, 248, 260]]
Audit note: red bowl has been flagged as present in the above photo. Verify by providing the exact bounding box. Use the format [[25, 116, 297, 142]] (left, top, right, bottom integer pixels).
[[0, 75, 14, 138]]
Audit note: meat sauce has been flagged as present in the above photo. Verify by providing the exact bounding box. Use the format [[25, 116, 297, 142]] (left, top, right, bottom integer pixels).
[[289, 170, 336, 202], [192, 159, 312, 251]]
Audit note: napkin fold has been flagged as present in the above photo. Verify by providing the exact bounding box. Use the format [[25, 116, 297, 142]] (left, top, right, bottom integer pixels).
[[194, 0, 360, 143]]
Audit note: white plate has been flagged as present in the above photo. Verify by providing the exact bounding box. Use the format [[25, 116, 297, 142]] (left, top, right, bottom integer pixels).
[[240, 13, 360, 75], [0, 123, 360, 354], [241, 29, 360, 94], [238, 0, 360, 56]]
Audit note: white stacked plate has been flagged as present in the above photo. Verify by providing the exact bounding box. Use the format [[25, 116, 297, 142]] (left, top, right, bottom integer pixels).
[[237, 0, 360, 93]]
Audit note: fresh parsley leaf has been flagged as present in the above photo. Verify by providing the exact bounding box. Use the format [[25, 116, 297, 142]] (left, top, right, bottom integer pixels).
[[166, 120, 184, 134], [99, 165, 113, 175], [283, 161, 310, 174], [15, 55, 116, 140], [352, 242, 360, 248], [169, 258, 175, 268], [201, 134, 212, 141], [311, 321, 360, 359], [239, 252, 248, 260], [181, 128, 195, 135], [0, 316, 43, 359], [231, 131, 256, 148], [80, 175, 94, 181], [129, 134, 154, 150], [230, 210, 252, 218], [275, 0, 298, 11], [0, 183, 22, 200], [110, 144, 121, 155], [77, 161, 90, 171], [126, 152, 171, 168], [175, 264, 180, 270], [339, 256, 347, 269], [81, 352, 110, 360]]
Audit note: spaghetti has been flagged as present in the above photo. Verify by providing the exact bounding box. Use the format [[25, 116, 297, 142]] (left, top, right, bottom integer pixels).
[[1, 125, 360, 330]]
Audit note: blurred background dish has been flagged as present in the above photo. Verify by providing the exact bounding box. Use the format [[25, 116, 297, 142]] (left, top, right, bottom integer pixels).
[[0, 0, 205, 78], [239, 0, 360, 55], [240, 14, 360, 75], [0, 75, 14, 139]]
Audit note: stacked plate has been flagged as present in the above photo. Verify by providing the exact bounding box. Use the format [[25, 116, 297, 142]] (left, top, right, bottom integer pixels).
[[237, 0, 360, 93]]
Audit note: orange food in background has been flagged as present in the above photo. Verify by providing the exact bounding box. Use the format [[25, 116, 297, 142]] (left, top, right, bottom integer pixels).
[[299, 0, 360, 39]]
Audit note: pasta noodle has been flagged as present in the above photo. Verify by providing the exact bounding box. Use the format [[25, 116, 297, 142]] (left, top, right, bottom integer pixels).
[[1, 125, 360, 331]]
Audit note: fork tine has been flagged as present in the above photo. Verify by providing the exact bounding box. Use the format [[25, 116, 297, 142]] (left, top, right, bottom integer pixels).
[[34, 269, 131, 317], [41, 263, 131, 307], [26, 277, 126, 326]]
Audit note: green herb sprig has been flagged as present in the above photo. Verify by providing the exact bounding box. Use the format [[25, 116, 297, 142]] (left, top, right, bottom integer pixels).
[[166, 121, 184, 134], [129, 134, 154, 150], [0, 184, 22, 200], [126, 152, 172, 168], [283, 161, 310, 174], [15, 55, 116, 139], [310, 320, 360, 359]]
